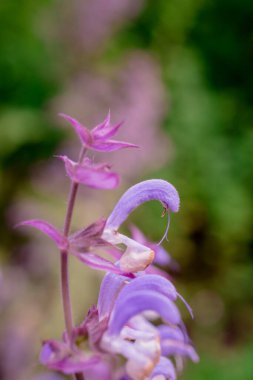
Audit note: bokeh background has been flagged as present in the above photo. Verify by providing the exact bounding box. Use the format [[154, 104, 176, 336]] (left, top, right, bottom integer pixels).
[[0, 1, 253, 379]]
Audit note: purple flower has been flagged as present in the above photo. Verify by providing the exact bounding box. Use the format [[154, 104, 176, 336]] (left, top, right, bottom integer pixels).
[[74, 179, 180, 274], [59, 111, 138, 152], [101, 179, 180, 272], [13, 105, 199, 380], [39, 272, 198, 379], [17, 179, 180, 275], [106, 179, 180, 230], [58, 155, 120, 189], [100, 273, 198, 379]]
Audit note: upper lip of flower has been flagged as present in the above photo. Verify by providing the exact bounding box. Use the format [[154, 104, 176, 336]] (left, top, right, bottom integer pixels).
[[105, 179, 180, 231]]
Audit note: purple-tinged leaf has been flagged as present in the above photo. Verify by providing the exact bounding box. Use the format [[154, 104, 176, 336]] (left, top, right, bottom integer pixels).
[[16, 219, 67, 250], [60, 112, 138, 152], [59, 156, 120, 189], [106, 179, 180, 230], [91, 139, 139, 152], [149, 357, 176, 380], [40, 340, 100, 374], [82, 306, 108, 347], [108, 290, 181, 335], [59, 113, 91, 146]]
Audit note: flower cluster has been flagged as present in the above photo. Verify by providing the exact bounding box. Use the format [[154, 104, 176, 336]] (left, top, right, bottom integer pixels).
[[18, 113, 199, 380]]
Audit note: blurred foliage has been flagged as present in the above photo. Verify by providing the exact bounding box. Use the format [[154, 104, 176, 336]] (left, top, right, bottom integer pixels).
[[0, 0, 58, 107], [0, 0, 253, 379], [0, 0, 63, 251]]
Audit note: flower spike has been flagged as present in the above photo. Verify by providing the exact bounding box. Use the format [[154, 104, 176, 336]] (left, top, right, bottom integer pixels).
[[17, 109, 198, 380]]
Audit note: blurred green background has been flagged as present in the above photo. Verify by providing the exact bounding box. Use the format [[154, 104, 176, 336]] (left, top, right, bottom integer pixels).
[[0, 0, 253, 379]]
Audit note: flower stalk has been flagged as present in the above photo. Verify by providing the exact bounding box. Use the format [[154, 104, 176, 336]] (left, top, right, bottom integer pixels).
[[60, 147, 87, 380]]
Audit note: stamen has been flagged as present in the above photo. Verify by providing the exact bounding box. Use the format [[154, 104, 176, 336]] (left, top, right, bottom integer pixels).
[[157, 210, 170, 245], [177, 292, 194, 319]]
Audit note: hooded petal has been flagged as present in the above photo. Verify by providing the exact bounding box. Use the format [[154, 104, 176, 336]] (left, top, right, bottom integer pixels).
[[116, 274, 177, 302], [59, 156, 119, 189], [108, 290, 181, 335], [106, 179, 180, 231], [16, 219, 67, 250]]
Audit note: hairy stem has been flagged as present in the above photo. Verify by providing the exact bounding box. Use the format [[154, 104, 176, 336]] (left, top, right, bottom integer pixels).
[[60, 147, 86, 380]]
